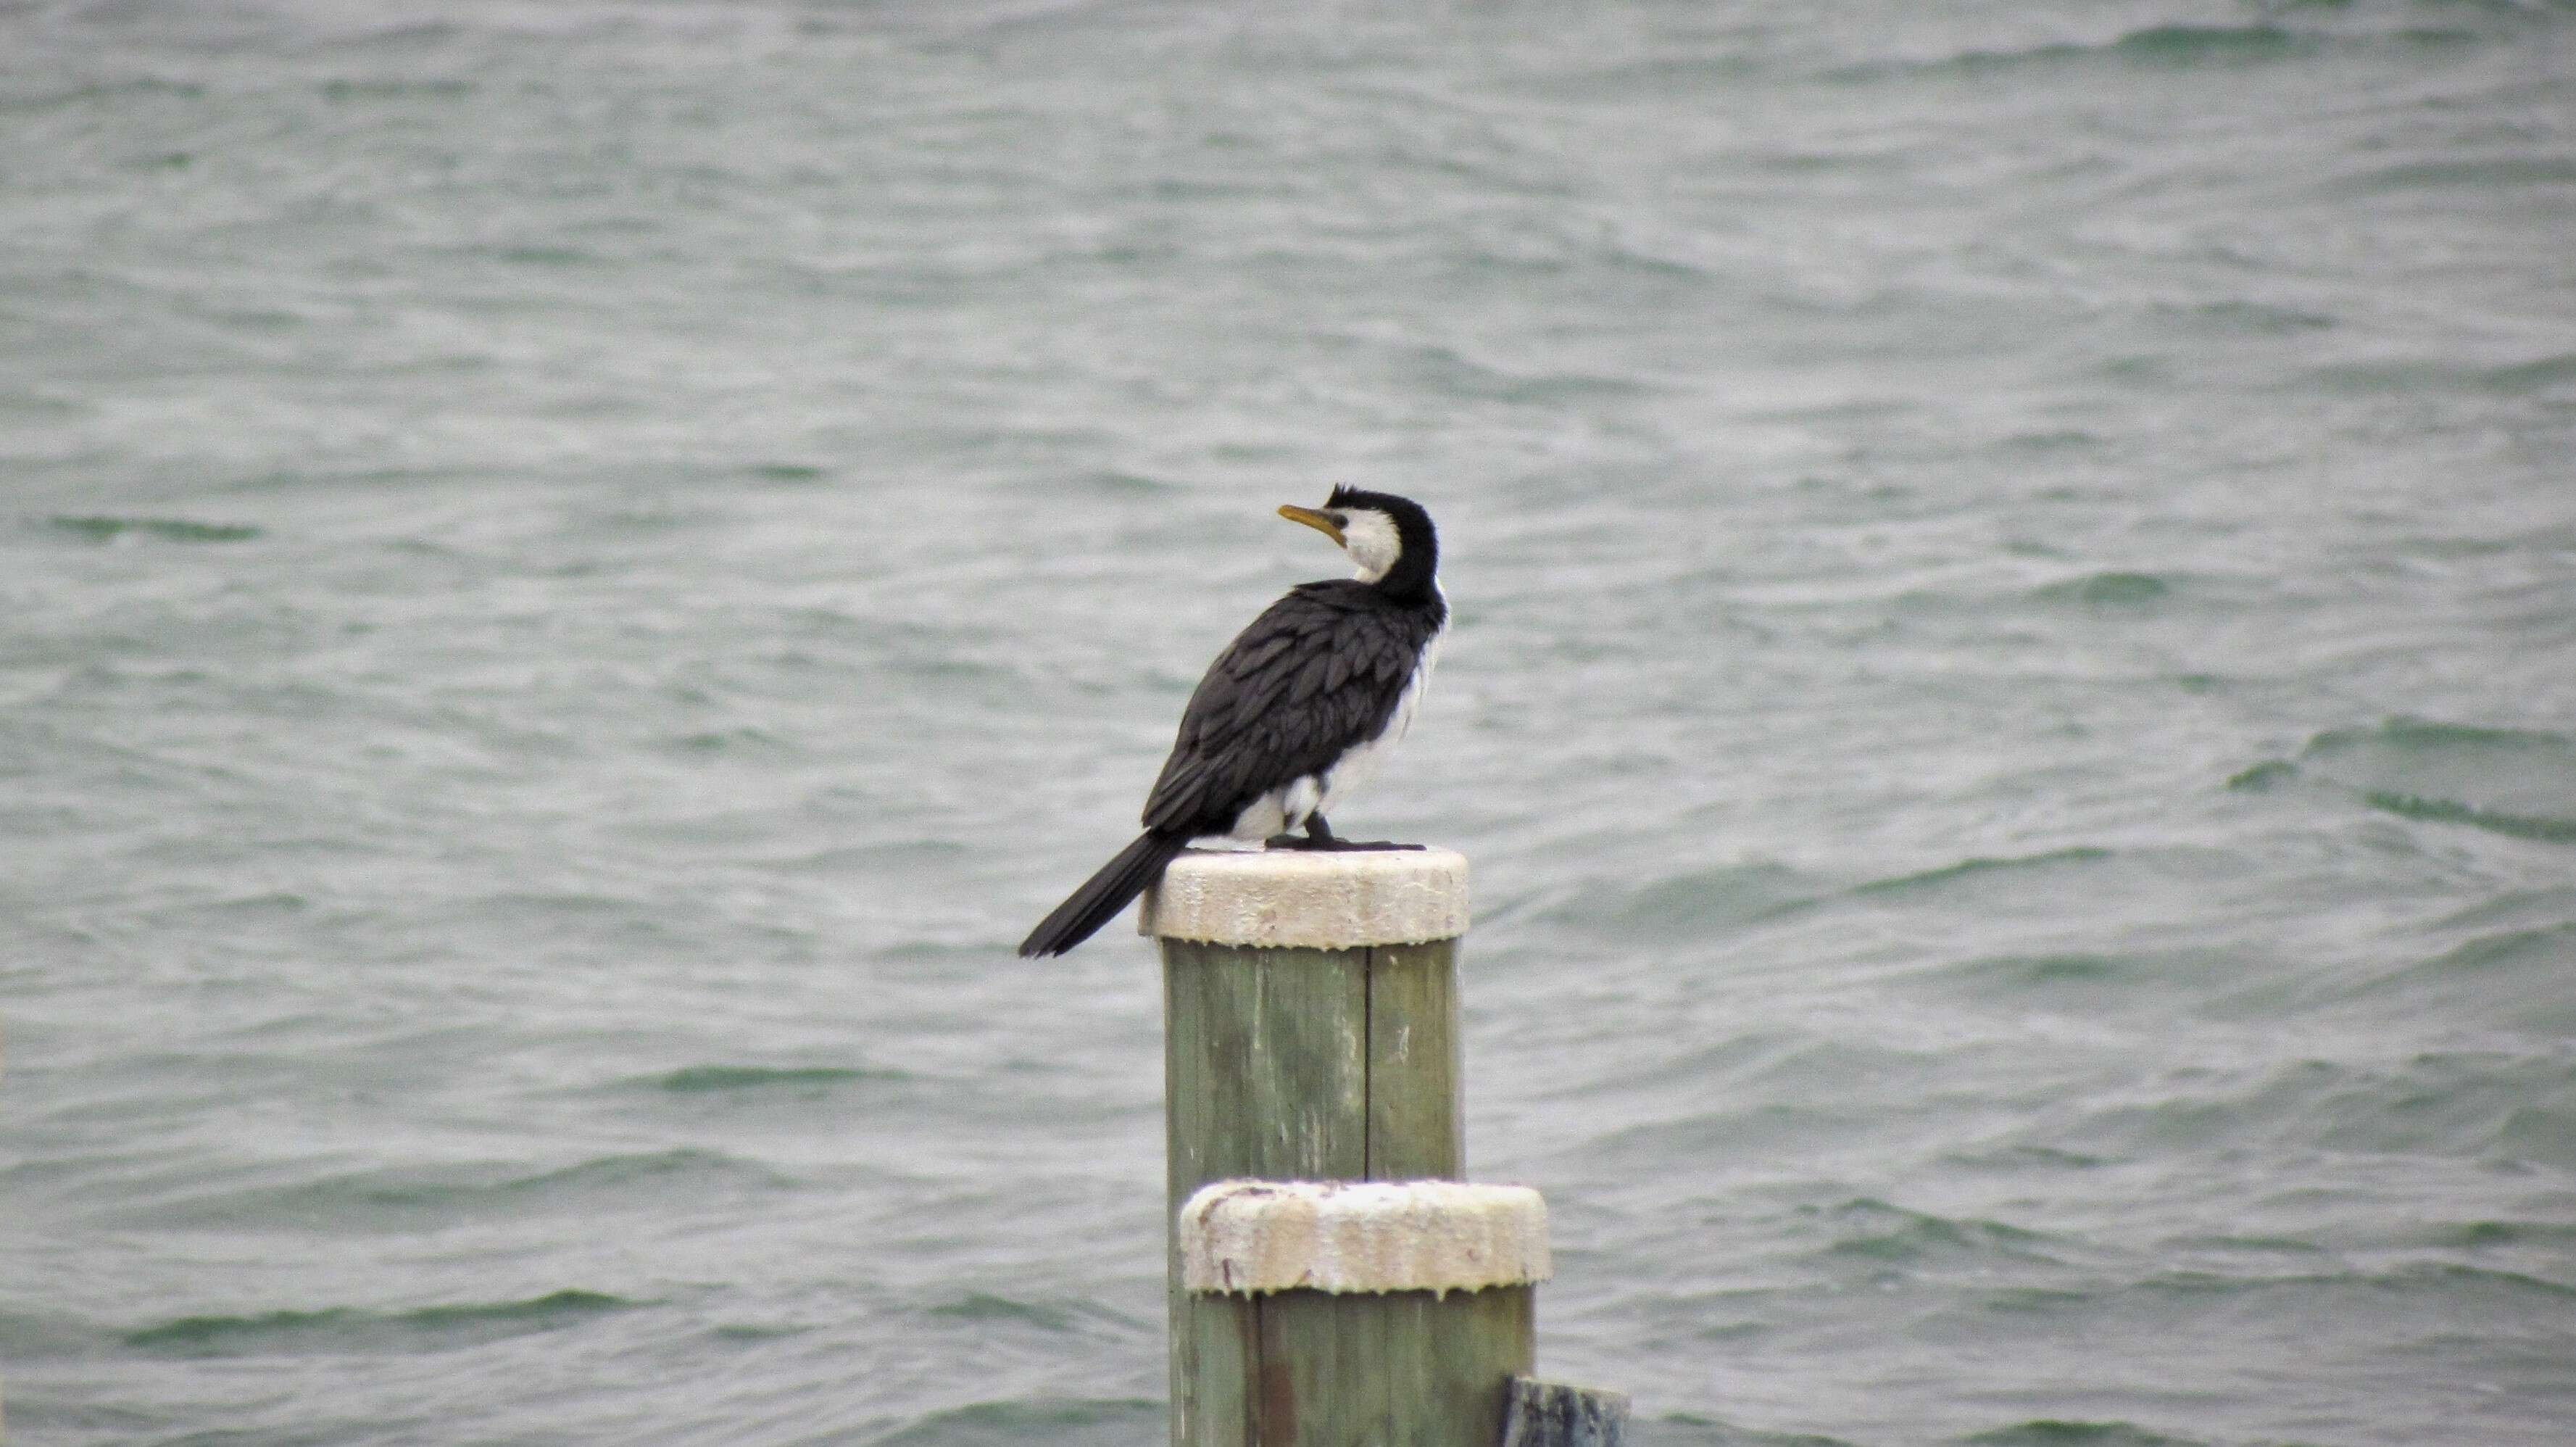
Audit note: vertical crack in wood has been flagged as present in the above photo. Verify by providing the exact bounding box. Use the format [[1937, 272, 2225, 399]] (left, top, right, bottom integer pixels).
[[1360, 944, 1376, 1181]]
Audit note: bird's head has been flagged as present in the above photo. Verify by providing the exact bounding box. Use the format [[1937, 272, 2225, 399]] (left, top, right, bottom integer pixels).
[[1276, 486, 1439, 597]]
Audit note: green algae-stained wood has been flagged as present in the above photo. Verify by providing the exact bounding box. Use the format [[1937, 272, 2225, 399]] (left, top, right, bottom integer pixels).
[[1166, 938, 1276, 1447], [1413, 1285, 1536, 1444], [1174, 1282, 1257, 1447], [1163, 939, 1372, 1203], [1160, 937, 1466, 1193], [1364, 940, 1464, 1181], [1252, 943, 1371, 1179], [1184, 1285, 1535, 1447], [1166, 940, 1373, 1447], [1163, 934, 1471, 1447]]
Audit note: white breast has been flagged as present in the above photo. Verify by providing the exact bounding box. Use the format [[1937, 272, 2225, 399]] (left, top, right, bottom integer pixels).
[[1317, 615, 1444, 818]]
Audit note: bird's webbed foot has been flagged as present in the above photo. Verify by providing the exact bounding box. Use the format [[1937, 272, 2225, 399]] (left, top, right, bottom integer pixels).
[[1266, 816, 1425, 852]]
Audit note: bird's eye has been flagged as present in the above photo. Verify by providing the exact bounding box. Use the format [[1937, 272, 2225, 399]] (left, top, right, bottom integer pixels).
[[1329, 512, 1349, 528]]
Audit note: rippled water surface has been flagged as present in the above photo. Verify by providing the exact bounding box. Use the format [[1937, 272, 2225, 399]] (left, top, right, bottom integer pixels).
[[7, 1, 2576, 1443]]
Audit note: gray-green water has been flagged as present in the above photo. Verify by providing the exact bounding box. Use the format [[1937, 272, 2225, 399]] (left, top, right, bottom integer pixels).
[[7, 2, 2575, 1443]]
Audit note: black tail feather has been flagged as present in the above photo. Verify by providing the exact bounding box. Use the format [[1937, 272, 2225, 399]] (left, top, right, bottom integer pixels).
[[1018, 830, 1191, 957]]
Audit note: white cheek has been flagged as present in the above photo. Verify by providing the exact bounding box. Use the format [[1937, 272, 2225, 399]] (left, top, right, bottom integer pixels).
[[1342, 511, 1401, 583]]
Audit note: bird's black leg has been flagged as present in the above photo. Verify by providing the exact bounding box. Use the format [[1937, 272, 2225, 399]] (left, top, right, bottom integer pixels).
[[1267, 813, 1424, 852]]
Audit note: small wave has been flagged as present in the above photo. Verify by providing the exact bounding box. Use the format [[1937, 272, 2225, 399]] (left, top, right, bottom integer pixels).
[[1653, 1413, 1864, 1446], [2436, 885, 2576, 934], [1829, 23, 2307, 81], [491, 244, 600, 267], [2298, 719, 2576, 836], [2224, 760, 2298, 792], [2306, 352, 2576, 397], [2498, 1103, 2576, 1169], [1855, 847, 2112, 897], [323, 19, 471, 53], [873, 1396, 1162, 1447], [1943, 1144, 2111, 1173], [222, 465, 465, 494], [2482, 352, 2576, 394], [44, 515, 261, 544], [1998, 431, 2104, 455], [2420, 1218, 2576, 1250], [0, 389, 86, 417], [1530, 52, 1766, 99], [2203, 298, 2338, 333], [2029, 571, 2169, 607], [0, 1306, 116, 1361], [2113, 22, 2305, 60], [1551, 861, 1819, 935], [2084, 1048, 2575, 1161], [2399, 1261, 2576, 1301], [652, 1064, 904, 1093], [2362, 791, 2576, 844], [498, 1148, 790, 1196], [2161, 1232, 2330, 1258], [744, 461, 828, 483], [710, 1321, 810, 1342], [926, 1291, 1084, 1332], [131, 1148, 791, 1232], [319, 75, 474, 101], [668, 726, 793, 755], [1963, 1422, 2205, 1447], [1814, 1198, 2064, 1268], [2144, 1261, 2576, 1305], [2342, 157, 2576, 192], [125, 1289, 628, 1358], [1976, 1286, 2098, 1317], [1937, 953, 2124, 991], [1545, 1031, 1806, 1104], [1582, 1100, 1871, 1169], [2317, 719, 2574, 755], [0, 75, 206, 115]]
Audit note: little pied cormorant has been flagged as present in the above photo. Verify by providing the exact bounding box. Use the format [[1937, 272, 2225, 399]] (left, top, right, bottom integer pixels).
[[1018, 487, 1447, 957]]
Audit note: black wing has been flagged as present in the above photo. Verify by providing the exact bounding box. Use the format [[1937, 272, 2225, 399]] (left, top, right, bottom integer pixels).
[[1141, 581, 1433, 836]]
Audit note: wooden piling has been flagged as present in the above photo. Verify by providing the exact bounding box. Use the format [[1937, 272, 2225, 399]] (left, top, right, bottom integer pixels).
[[1176, 1179, 1548, 1446], [1501, 1377, 1632, 1447], [1147, 847, 1540, 1446]]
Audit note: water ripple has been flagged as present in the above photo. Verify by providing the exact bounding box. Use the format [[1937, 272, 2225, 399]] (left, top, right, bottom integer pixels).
[[124, 1290, 630, 1358]]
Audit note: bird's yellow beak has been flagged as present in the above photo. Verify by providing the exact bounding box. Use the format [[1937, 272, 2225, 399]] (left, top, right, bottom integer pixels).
[[1277, 504, 1345, 547]]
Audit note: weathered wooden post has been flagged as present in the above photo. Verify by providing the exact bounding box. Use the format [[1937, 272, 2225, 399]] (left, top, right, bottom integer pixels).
[[1143, 848, 1625, 1446], [1177, 1179, 1546, 1443]]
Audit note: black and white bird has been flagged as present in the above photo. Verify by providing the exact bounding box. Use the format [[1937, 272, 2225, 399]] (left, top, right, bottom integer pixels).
[[1017, 487, 1447, 957]]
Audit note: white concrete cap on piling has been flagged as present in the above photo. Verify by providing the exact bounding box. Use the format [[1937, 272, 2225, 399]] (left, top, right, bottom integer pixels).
[[1179, 1179, 1550, 1296], [1139, 847, 1469, 948]]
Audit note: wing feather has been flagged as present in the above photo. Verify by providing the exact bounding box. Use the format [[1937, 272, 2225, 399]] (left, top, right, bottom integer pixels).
[[1142, 582, 1439, 835]]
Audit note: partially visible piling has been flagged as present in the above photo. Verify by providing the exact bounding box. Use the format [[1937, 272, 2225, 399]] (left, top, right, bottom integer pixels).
[[1503, 1377, 1632, 1447], [1144, 848, 1624, 1446]]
